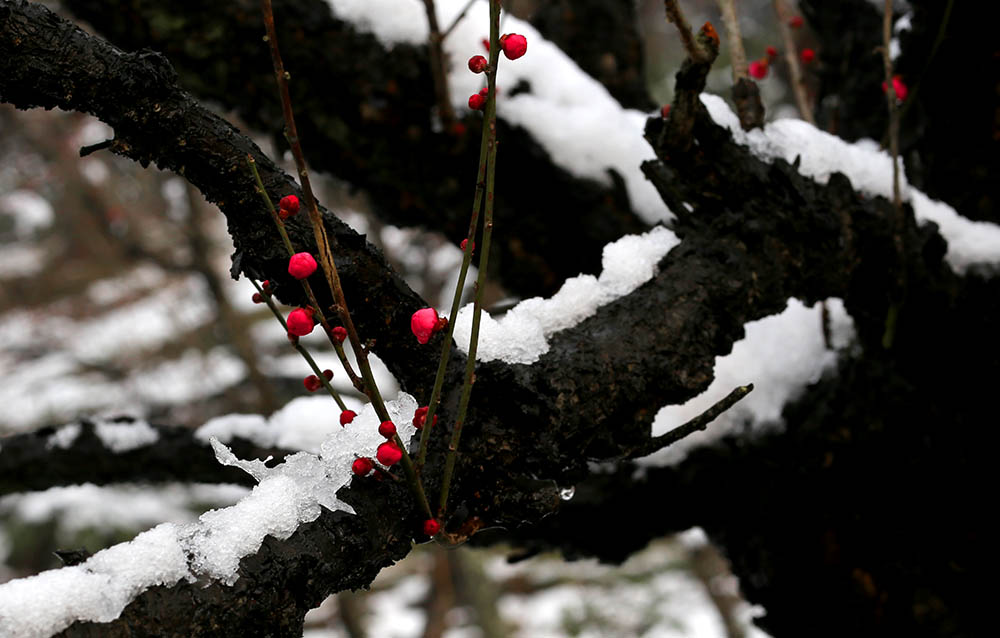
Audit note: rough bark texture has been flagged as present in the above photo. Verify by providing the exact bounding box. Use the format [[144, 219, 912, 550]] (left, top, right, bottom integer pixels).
[[59, 0, 651, 299], [0, 0, 995, 636]]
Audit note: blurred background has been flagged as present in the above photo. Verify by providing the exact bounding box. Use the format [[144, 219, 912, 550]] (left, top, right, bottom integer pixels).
[[1, 0, 825, 635]]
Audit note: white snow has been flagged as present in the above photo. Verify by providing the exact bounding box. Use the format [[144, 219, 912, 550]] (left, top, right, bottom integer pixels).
[[453, 226, 680, 364], [0, 190, 55, 237], [700, 94, 1000, 273], [93, 419, 159, 453], [642, 298, 855, 466], [0, 394, 420, 637], [45, 424, 81, 450]]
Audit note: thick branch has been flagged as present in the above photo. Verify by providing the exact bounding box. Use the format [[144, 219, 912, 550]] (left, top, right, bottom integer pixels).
[[0, 419, 289, 496], [59, 0, 651, 299]]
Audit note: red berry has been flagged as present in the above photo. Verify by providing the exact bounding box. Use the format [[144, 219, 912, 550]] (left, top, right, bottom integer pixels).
[[479, 86, 490, 97], [423, 519, 441, 536], [352, 457, 374, 476], [468, 55, 488, 73], [882, 75, 908, 102], [413, 406, 438, 430], [287, 307, 315, 337], [252, 292, 263, 304], [789, 15, 804, 29], [323, 369, 334, 381], [288, 252, 317, 280], [748, 59, 768, 80], [303, 375, 322, 392], [800, 48, 815, 64], [411, 307, 442, 344], [376, 441, 402, 466], [340, 410, 357, 426], [378, 420, 397, 439], [279, 194, 300, 216], [468, 93, 486, 111], [660, 104, 671, 118], [330, 326, 347, 344], [500, 33, 527, 60], [766, 46, 778, 59]]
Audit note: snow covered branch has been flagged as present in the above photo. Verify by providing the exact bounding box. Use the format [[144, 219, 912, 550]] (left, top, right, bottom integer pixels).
[[0, 418, 290, 497]]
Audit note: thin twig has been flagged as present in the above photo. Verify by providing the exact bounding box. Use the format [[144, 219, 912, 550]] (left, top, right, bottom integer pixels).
[[716, 0, 748, 81], [421, 0, 457, 127], [627, 384, 754, 459], [664, 0, 707, 62], [772, 0, 815, 125], [880, 0, 905, 349], [259, 0, 432, 519], [246, 155, 366, 393], [417, 83, 491, 471], [437, 0, 501, 518], [251, 279, 348, 411], [442, 0, 477, 40]]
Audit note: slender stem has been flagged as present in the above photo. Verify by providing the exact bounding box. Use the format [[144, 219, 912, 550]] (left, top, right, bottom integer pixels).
[[881, 0, 905, 349], [421, 0, 457, 127], [716, 0, 748, 81], [664, 0, 706, 62], [628, 384, 754, 458], [252, 279, 348, 411], [247, 156, 366, 393], [417, 99, 490, 470], [259, 0, 431, 519], [438, 0, 501, 517], [773, 0, 815, 125], [442, 0, 477, 39]]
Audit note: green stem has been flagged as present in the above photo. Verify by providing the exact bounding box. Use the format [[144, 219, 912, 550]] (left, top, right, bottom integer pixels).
[[251, 279, 347, 411], [417, 100, 490, 470], [259, 0, 431, 520], [437, 0, 502, 517]]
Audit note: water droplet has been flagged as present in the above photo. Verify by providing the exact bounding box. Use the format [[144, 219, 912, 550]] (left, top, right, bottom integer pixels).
[[559, 486, 575, 501]]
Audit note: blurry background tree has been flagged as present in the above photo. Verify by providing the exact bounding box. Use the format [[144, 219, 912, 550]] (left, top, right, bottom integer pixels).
[[0, 0, 995, 636]]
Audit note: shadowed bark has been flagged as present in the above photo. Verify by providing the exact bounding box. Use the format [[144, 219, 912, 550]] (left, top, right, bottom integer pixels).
[[0, 1, 995, 636]]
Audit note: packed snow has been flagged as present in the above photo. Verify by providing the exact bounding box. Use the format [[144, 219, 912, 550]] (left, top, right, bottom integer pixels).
[[0, 394, 420, 637]]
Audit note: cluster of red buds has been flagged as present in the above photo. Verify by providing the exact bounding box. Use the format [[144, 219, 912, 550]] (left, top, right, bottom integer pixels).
[[303, 369, 333, 392], [882, 75, 908, 102], [749, 45, 780, 80], [466, 33, 527, 110], [413, 406, 437, 430], [278, 194, 299, 220]]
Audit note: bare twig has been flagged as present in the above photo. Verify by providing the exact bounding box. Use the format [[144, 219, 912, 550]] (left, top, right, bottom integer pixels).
[[880, 0, 905, 349], [664, 0, 708, 62], [627, 384, 754, 458], [421, 0, 457, 127], [442, 0, 478, 40], [259, 0, 432, 519], [772, 0, 815, 125], [716, 0, 748, 81], [717, 0, 765, 130]]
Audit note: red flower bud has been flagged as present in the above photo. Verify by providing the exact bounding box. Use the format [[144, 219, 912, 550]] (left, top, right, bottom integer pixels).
[[330, 326, 348, 344], [378, 420, 397, 439], [766, 46, 778, 59], [352, 457, 374, 476], [789, 15, 804, 29], [460, 238, 476, 253], [411, 307, 442, 344], [500, 33, 527, 60], [287, 307, 315, 337], [252, 292, 263, 304], [468, 55, 488, 73], [279, 194, 300, 216], [423, 519, 441, 536], [660, 104, 671, 118], [340, 410, 357, 426], [376, 441, 402, 466], [323, 369, 334, 381], [303, 375, 322, 392], [479, 86, 490, 97], [800, 48, 815, 64], [748, 59, 769, 80], [413, 406, 438, 430], [468, 93, 486, 111], [288, 252, 317, 280], [881, 75, 908, 102], [481, 38, 490, 52]]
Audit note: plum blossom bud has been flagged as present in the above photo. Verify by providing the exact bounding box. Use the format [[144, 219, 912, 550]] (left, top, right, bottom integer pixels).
[[288, 252, 317, 279], [376, 441, 402, 466], [340, 410, 357, 426], [500, 33, 527, 60], [287, 307, 315, 336], [468, 55, 487, 73], [411, 308, 442, 344]]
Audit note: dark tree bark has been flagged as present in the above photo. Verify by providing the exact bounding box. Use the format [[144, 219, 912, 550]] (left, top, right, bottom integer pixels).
[[59, 0, 651, 300], [0, 1, 995, 637]]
